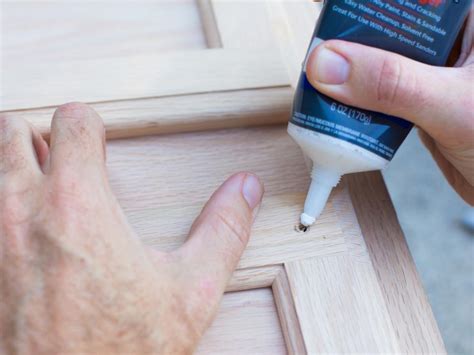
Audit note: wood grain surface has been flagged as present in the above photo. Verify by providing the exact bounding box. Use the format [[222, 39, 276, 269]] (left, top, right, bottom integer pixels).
[[212, 0, 277, 49], [4, 87, 293, 140], [272, 269, 306, 355], [105, 122, 445, 352], [2, 48, 288, 111], [2, 0, 207, 62], [2, 0, 290, 112], [227, 265, 282, 292], [197, 288, 286, 354], [267, 0, 323, 86], [286, 256, 400, 353], [347, 172, 446, 353], [106, 126, 347, 270]]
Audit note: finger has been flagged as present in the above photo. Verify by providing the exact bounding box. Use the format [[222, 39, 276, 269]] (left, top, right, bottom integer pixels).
[[419, 129, 474, 205], [305, 40, 472, 141], [49, 102, 106, 175], [0, 116, 43, 179], [178, 173, 263, 296]]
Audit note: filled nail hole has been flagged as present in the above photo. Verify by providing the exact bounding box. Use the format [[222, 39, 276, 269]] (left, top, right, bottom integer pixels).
[[295, 223, 309, 233]]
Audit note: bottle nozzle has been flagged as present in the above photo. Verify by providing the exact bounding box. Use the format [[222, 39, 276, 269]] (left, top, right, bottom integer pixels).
[[300, 167, 341, 226]]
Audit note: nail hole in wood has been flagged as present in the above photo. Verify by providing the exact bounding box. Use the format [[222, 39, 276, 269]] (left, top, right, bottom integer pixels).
[[295, 223, 309, 233]]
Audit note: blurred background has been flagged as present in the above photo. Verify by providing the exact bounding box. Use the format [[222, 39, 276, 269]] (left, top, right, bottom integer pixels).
[[385, 130, 474, 354]]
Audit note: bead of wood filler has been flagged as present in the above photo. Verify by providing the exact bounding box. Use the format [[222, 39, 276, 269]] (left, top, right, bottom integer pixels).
[[287, 0, 471, 227]]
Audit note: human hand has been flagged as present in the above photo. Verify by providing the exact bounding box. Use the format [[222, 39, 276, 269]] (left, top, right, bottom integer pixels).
[[0, 103, 264, 354], [305, 10, 474, 204]]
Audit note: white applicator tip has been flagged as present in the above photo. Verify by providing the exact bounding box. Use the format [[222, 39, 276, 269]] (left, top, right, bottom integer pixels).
[[300, 166, 341, 227], [300, 213, 316, 227]]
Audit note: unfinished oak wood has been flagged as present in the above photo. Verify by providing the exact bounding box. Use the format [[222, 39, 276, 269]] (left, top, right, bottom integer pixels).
[[280, 180, 419, 353], [226, 265, 282, 292], [212, 0, 277, 49], [272, 269, 306, 355], [2, 49, 288, 111], [197, 0, 222, 48], [4, 87, 293, 139], [332, 179, 371, 263], [286, 256, 400, 353], [106, 126, 347, 270], [267, 0, 323, 86], [2, 0, 207, 63], [347, 172, 446, 353], [1, 0, 292, 113], [197, 288, 286, 355]]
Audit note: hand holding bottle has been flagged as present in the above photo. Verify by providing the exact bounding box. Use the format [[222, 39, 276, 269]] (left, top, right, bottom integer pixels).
[[306, 9, 474, 204]]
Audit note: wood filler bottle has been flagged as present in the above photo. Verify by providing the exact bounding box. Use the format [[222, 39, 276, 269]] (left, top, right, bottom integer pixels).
[[289, 0, 472, 227]]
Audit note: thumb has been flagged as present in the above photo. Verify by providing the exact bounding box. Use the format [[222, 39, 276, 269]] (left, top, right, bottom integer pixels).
[[178, 173, 263, 296], [306, 40, 468, 141]]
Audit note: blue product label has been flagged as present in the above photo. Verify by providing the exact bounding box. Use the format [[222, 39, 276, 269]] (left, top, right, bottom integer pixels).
[[291, 0, 472, 160]]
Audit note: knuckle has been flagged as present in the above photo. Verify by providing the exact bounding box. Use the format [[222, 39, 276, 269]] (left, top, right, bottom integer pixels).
[[375, 56, 425, 109], [0, 115, 16, 130], [54, 102, 104, 134], [213, 208, 251, 249], [0, 117, 34, 174], [53, 103, 105, 159], [375, 57, 403, 104], [0, 116, 30, 138], [55, 102, 91, 118]]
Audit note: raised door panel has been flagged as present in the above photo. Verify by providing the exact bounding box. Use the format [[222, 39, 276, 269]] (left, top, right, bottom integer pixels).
[[197, 288, 286, 354], [1, 0, 295, 125], [2, 0, 302, 139], [2, 0, 207, 62]]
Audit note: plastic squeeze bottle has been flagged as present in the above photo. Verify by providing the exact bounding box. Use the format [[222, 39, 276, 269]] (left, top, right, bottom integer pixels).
[[289, 0, 472, 227]]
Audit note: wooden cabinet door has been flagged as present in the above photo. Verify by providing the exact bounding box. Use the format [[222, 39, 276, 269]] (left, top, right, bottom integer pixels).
[[2, 1, 445, 353], [105, 126, 444, 354]]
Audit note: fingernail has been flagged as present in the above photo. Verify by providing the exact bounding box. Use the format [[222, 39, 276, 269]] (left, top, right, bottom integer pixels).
[[242, 174, 263, 210], [311, 46, 350, 84]]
